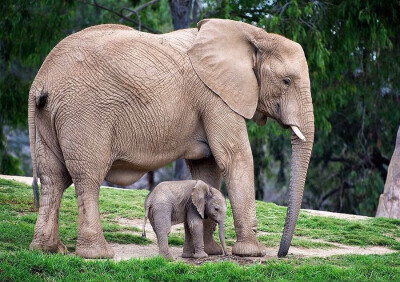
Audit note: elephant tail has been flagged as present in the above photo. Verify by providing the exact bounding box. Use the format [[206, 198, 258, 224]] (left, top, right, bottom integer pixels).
[[142, 193, 151, 238], [141, 215, 147, 238], [28, 88, 48, 210]]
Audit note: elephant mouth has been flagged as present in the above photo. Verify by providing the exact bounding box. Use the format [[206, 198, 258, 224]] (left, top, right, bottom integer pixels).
[[280, 123, 306, 141], [256, 111, 306, 141], [289, 125, 306, 141]]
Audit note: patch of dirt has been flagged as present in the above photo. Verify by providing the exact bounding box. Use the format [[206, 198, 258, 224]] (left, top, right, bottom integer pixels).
[[303, 209, 370, 221], [285, 245, 395, 258], [111, 243, 184, 261], [115, 217, 184, 242], [0, 175, 39, 185], [111, 217, 395, 265], [111, 242, 395, 265]]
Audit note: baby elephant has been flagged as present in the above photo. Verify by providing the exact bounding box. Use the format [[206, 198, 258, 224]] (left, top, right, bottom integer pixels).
[[142, 180, 228, 259]]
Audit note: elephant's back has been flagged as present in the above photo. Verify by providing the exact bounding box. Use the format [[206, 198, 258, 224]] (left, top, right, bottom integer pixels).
[[32, 24, 197, 100], [38, 24, 197, 74]]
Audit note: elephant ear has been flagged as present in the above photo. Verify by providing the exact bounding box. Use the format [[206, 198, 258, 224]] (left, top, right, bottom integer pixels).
[[188, 19, 262, 119], [191, 180, 211, 219]]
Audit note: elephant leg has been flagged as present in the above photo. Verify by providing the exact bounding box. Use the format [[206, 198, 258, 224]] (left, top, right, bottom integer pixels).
[[187, 207, 208, 258], [225, 159, 265, 257], [202, 110, 266, 257], [30, 139, 72, 254], [186, 157, 223, 255], [151, 209, 173, 260], [182, 222, 194, 258], [72, 175, 114, 259]]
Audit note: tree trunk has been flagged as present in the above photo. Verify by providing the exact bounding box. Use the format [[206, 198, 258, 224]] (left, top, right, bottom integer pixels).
[[173, 158, 191, 180], [376, 126, 400, 218], [169, 0, 193, 30], [168, 0, 195, 180], [147, 171, 155, 191]]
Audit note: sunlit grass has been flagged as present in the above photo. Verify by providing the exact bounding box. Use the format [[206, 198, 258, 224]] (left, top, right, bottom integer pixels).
[[1, 251, 400, 281]]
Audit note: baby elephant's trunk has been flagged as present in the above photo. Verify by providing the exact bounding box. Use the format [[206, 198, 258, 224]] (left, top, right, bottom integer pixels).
[[218, 222, 228, 256]]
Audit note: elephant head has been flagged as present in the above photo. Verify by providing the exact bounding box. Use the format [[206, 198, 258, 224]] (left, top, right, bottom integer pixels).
[[188, 19, 314, 257], [192, 180, 228, 256]]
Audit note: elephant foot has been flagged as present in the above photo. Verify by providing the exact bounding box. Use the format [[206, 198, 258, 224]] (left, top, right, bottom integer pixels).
[[232, 239, 266, 257], [75, 238, 114, 259], [193, 251, 208, 259], [160, 252, 174, 261], [182, 251, 194, 258], [204, 238, 222, 255], [29, 239, 68, 254]]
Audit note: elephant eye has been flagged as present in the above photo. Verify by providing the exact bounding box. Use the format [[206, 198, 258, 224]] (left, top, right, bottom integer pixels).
[[215, 206, 220, 211], [283, 78, 291, 86]]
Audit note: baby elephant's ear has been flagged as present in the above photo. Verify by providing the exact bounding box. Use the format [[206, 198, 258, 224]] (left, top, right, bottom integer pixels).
[[191, 180, 210, 219]]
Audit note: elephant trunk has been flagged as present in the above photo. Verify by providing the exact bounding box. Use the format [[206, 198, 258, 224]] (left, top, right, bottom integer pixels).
[[218, 221, 228, 256], [278, 99, 314, 258]]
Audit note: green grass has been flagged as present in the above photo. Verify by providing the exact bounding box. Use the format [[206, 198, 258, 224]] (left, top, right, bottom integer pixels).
[[1, 178, 400, 281], [254, 202, 400, 249], [168, 234, 184, 246], [1, 251, 400, 281], [0, 179, 150, 253]]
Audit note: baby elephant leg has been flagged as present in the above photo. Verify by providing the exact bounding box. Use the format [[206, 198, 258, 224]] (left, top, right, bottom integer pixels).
[[151, 209, 173, 260], [187, 208, 208, 258], [182, 222, 194, 258]]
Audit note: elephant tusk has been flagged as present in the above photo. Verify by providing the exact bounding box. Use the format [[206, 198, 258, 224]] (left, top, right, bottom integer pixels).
[[291, 125, 306, 141]]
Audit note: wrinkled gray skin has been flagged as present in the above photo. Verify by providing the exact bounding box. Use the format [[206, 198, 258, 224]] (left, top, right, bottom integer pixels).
[[28, 19, 314, 259], [142, 180, 228, 259]]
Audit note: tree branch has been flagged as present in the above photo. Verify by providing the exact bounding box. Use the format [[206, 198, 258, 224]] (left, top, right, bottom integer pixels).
[[120, 7, 141, 30], [133, 0, 160, 13], [318, 180, 354, 210], [120, 0, 160, 25], [77, 0, 161, 34]]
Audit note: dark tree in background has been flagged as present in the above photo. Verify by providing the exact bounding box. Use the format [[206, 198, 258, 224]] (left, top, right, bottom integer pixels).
[[169, 0, 195, 30], [168, 0, 198, 181]]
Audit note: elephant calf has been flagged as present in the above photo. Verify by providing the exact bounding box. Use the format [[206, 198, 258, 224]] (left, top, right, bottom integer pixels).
[[142, 180, 228, 259]]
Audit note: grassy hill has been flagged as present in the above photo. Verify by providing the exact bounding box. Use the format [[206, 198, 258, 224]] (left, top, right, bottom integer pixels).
[[1, 178, 400, 281]]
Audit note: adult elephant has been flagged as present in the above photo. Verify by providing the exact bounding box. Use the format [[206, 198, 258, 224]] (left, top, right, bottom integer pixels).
[[28, 19, 314, 258]]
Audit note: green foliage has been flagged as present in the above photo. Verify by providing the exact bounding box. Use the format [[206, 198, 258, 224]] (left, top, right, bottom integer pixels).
[[0, 0, 75, 173], [0, 154, 22, 175]]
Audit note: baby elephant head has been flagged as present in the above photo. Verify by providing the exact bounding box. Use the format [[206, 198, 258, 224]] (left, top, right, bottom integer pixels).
[[192, 180, 228, 255]]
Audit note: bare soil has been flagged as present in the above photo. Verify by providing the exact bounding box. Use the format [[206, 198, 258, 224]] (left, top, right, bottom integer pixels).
[[112, 217, 395, 264], [110, 239, 395, 265], [303, 209, 370, 221]]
